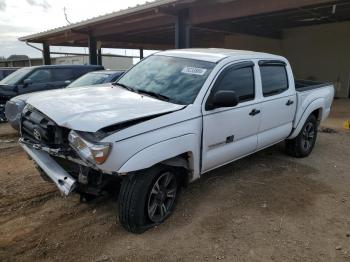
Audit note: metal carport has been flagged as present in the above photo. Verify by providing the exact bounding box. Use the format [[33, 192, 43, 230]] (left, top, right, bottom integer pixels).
[[19, 0, 350, 97]]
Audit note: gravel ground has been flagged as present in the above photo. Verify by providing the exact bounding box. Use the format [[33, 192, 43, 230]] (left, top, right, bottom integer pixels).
[[0, 122, 350, 262]]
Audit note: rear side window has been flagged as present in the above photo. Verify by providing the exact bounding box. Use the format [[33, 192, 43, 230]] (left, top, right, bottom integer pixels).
[[110, 72, 124, 82], [260, 65, 288, 96], [52, 67, 100, 82], [214, 66, 255, 103], [52, 68, 76, 81]]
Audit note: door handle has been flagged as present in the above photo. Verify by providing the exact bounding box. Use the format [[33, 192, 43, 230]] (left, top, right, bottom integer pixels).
[[249, 109, 261, 116], [286, 99, 294, 106]]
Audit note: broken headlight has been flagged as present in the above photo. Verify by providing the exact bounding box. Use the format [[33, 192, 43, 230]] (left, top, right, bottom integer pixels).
[[68, 130, 111, 165]]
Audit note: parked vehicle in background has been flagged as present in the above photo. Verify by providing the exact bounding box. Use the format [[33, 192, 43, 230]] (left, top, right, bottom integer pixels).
[[5, 69, 124, 130], [0, 68, 19, 117], [0, 67, 19, 80], [0, 64, 104, 122], [18, 49, 334, 233], [67, 70, 124, 88]]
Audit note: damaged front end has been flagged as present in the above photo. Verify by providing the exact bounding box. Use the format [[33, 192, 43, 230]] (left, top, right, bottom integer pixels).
[[20, 105, 117, 197], [20, 142, 77, 196]]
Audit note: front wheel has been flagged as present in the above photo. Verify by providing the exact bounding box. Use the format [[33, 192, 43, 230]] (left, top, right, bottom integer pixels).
[[118, 165, 180, 233], [285, 114, 318, 158]]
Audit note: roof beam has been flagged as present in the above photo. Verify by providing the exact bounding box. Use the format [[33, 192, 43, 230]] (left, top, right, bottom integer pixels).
[[34, 15, 175, 46], [19, 0, 182, 41], [99, 34, 173, 46], [45, 34, 87, 46], [125, 25, 174, 36], [47, 41, 171, 50], [190, 0, 335, 24], [97, 41, 172, 50], [91, 15, 175, 37]]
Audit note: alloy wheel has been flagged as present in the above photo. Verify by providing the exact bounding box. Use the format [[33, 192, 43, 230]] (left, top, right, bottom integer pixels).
[[302, 122, 315, 151], [147, 171, 177, 223]]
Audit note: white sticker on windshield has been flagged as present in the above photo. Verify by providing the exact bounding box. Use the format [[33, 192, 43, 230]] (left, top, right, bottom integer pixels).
[[181, 67, 207, 76]]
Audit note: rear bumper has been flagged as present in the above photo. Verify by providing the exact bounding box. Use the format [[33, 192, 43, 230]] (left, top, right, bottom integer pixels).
[[20, 143, 77, 196]]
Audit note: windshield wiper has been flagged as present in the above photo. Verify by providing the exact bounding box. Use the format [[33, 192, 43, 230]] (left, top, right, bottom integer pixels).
[[137, 90, 170, 102], [113, 82, 138, 93], [113, 83, 171, 102]]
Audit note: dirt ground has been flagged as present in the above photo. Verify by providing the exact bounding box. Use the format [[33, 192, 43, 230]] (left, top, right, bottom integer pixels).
[[0, 100, 350, 262]]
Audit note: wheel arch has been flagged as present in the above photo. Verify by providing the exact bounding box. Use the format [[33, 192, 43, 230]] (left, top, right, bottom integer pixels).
[[311, 107, 323, 122], [289, 98, 325, 139], [118, 134, 199, 182]]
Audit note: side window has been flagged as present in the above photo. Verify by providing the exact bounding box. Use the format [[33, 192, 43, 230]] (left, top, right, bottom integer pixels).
[[214, 66, 255, 103], [52, 68, 75, 81], [260, 65, 288, 97], [73, 68, 95, 80], [28, 69, 53, 83], [110, 72, 123, 82]]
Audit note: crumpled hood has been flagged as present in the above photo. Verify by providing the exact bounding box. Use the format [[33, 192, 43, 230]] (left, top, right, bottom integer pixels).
[[26, 85, 184, 132]]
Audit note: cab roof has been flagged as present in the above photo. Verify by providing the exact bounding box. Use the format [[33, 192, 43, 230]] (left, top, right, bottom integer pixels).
[[89, 70, 125, 74], [28, 64, 104, 69], [157, 48, 285, 63]]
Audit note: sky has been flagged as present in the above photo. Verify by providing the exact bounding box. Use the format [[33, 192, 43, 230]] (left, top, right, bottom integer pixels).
[[0, 0, 151, 59]]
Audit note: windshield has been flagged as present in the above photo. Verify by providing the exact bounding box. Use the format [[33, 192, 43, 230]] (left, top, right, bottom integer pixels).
[[67, 72, 112, 88], [117, 55, 215, 105], [0, 67, 32, 85]]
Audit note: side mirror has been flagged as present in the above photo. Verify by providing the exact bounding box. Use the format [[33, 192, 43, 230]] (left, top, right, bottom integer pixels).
[[64, 80, 72, 85], [212, 90, 239, 109], [23, 78, 33, 86]]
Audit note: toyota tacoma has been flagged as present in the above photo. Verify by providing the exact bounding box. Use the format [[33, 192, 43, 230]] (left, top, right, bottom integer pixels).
[[19, 49, 334, 233]]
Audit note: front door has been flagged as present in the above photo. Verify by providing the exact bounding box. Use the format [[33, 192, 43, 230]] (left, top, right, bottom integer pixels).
[[18, 68, 55, 94], [202, 61, 261, 173]]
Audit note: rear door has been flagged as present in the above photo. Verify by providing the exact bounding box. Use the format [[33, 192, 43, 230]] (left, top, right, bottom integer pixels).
[[51, 68, 77, 88], [257, 61, 297, 150], [201, 61, 261, 172]]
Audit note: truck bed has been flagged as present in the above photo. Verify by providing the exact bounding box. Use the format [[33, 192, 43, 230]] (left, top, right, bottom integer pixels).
[[295, 80, 332, 92], [292, 80, 334, 134]]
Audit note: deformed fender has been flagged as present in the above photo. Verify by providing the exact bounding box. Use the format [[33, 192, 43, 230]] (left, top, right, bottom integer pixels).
[[288, 98, 325, 139], [118, 133, 200, 179]]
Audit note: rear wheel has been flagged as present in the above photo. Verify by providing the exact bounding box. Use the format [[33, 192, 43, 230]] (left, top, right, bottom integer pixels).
[[286, 114, 318, 158], [118, 165, 180, 233]]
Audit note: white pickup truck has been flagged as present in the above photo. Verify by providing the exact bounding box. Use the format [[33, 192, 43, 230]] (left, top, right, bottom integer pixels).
[[19, 49, 334, 233]]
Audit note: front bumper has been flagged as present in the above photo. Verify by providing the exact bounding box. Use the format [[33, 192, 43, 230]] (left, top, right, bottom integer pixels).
[[20, 143, 77, 196], [5, 100, 25, 130]]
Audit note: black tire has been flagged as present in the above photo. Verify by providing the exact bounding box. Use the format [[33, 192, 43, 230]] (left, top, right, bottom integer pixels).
[[118, 165, 181, 234], [286, 114, 318, 158]]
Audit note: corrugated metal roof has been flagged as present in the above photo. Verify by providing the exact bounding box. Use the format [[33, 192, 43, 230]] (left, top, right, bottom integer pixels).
[[19, 0, 184, 41]]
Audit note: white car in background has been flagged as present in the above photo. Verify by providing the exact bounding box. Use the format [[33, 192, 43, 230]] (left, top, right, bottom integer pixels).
[[19, 49, 334, 233], [5, 70, 124, 130], [66, 70, 124, 88]]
